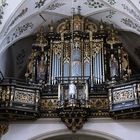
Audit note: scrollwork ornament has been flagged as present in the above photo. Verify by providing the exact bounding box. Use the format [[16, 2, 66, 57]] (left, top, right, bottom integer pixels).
[[0, 122, 9, 136], [106, 28, 120, 49], [64, 118, 84, 132]]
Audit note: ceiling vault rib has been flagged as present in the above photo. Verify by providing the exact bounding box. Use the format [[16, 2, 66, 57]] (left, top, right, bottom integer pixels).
[[85, 8, 111, 17], [41, 10, 69, 17]]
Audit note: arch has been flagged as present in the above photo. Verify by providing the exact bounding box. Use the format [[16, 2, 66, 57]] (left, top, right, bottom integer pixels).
[[29, 129, 122, 140]]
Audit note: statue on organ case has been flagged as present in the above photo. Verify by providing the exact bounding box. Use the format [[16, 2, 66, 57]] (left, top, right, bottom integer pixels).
[[109, 54, 118, 80], [37, 54, 46, 82], [68, 82, 77, 99]]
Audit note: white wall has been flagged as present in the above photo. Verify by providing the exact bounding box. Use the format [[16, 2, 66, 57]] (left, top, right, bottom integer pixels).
[[2, 118, 140, 140]]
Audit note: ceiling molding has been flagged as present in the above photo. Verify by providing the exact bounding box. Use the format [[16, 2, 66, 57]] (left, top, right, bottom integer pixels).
[[98, 0, 140, 25], [84, 7, 111, 17]]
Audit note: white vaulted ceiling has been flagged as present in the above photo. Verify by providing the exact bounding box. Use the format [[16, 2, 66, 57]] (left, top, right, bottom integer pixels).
[[0, 0, 140, 53]]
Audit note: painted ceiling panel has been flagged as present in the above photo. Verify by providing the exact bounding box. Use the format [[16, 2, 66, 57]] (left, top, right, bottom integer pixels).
[[129, 0, 140, 11], [0, 0, 23, 31], [92, 9, 140, 35], [44, 0, 109, 16], [1, 14, 43, 53], [2, 0, 48, 37], [104, 0, 140, 24]]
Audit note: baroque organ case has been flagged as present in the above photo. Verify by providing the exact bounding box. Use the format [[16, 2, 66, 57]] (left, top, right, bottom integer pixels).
[[0, 14, 140, 132]]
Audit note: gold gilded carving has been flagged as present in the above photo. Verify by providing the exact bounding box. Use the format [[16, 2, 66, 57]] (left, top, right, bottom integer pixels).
[[85, 20, 97, 32], [106, 28, 120, 49], [0, 122, 9, 136], [34, 26, 47, 52], [0, 87, 10, 102], [57, 20, 69, 33], [92, 40, 103, 58], [84, 42, 90, 63], [121, 49, 131, 79], [40, 99, 57, 110], [93, 111, 109, 117], [48, 21, 54, 32], [122, 53, 128, 70], [108, 89, 112, 110], [25, 52, 34, 78], [57, 15, 98, 33], [25, 26, 48, 81], [63, 41, 71, 63], [37, 53, 47, 81], [138, 84, 140, 97], [53, 43, 62, 57], [71, 15, 83, 31], [113, 88, 134, 103], [73, 38, 81, 50], [63, 118, 84, 132], [14, 88, 35, 104], [90, 98, 108, 110]]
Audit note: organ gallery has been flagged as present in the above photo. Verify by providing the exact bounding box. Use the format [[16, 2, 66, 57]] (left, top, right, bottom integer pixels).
[[0, 13, 140, 132]]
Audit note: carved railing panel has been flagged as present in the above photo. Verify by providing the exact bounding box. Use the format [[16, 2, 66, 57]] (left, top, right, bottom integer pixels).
[[0, 79, 40, 120], [90, 95, 109, 117], [108, 81, 140, 118], [39, 97, 58, 118], [109, 82, 139, 111]]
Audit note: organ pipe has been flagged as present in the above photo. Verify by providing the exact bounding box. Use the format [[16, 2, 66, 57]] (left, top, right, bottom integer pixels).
[[25, 15, 131, 88]]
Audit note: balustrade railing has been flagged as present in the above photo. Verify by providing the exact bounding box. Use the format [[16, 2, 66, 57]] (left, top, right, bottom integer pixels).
[[109, 81, 140, 112], [0, 78, 40, 120]]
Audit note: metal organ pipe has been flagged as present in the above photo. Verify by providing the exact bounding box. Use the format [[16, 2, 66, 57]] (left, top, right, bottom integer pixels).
[[49, 41, 53, 85], [89, 32, 93, 86], [99, 50, 102, 83], [56, 54, 59, 83], [50, 30, 107, 86], [51, 40, 106, 85], [102, 43, 105, 82], [94, 54, 97, 84], [97, 53, 99, 84], [57, 55, 59, 78], [96, 53, 98, 84], [52, 50, 55, 84]]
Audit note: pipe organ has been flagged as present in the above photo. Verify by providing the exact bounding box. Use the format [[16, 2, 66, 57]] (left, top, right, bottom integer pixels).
[[25, 15, 131, 85], [1, 14, 140, 133]]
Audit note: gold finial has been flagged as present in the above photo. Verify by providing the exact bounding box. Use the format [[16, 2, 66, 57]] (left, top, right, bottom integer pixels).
[[34, 26, 48, 51], [99, 20, 104, 31], [48, 20, 54, 32], [106, 25, 120, 49]]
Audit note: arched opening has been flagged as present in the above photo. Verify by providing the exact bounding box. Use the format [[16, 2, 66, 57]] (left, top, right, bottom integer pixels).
[[30, 129, 122, 140]]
